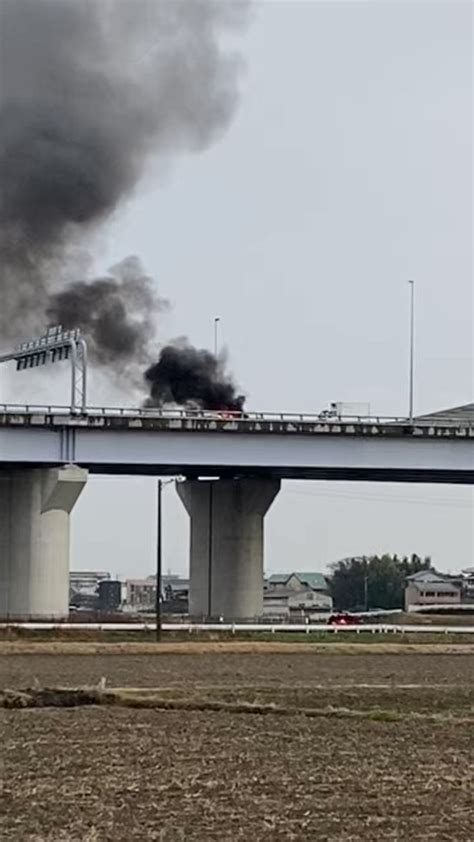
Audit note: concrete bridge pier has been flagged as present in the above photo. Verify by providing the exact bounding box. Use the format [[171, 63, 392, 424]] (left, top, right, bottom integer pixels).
[[0, 466, 88, 619], [177, 478, 280, 619]]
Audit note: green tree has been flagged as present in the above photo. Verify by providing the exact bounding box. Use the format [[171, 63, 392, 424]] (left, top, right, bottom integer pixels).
[[328, 554, 431, 610]]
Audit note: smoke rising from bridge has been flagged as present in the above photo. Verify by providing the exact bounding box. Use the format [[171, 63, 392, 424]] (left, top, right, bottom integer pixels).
[[0, 0, 247, 407], [145, 340, 245, 411]]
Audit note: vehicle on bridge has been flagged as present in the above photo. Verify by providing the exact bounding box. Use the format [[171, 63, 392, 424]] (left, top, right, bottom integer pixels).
[[319, 402, 371, 419], [142, 404, 248, 421]]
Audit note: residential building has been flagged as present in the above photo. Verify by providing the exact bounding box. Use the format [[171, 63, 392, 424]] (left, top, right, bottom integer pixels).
[[69, 570, 111, 610], [264, 572, 333, 618], [69, 570, 110, 596], [404, 569, 462, 611], [124, 574, 189, 613], [266, 571, 329, 592], [125, 578, 156, 611], [460, 568, 474, 603], [98, 580, 122, 612], [162, 574, 189, 594], [162, 574, 189, 614]]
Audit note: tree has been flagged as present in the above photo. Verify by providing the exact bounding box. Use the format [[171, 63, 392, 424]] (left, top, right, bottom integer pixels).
[[328, 554, 431, 610]]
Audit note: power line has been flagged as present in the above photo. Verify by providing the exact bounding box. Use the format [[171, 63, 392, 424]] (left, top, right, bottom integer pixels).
[[285, 487, 473, 509], [87, 476, 473, 508]]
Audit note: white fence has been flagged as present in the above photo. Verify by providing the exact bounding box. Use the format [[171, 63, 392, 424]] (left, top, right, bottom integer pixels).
[[1, 622, 474, 634]]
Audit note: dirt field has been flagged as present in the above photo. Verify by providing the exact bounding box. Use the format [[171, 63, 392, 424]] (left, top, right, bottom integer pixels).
[[1, 646, 473, 840]]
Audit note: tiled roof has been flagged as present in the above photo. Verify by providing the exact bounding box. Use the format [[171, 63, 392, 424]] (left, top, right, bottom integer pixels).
[[415, 403, 474, 422], [267, 574, 291, 584], [406, 570, 443, 582], [294, 572, 328, 590], [412, 581, 460, 594], [267, 572, 328, 591]]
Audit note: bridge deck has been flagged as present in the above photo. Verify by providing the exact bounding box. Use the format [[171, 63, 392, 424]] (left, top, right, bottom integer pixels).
[[0, 407, 472, 484]]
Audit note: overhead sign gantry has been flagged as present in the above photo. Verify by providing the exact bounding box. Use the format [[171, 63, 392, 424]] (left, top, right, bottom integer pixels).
[[0, 325, 87, 413]]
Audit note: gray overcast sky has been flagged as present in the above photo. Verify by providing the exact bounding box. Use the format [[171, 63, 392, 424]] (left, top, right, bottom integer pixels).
[[2, 0, 473, 575]]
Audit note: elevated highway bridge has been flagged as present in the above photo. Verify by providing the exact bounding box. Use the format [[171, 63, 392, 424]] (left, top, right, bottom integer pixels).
[[1, 403, 473, 484], [0, 402, 472, 622]]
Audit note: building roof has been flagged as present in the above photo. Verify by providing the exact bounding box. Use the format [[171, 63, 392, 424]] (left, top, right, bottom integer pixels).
[[294, 572, 328, 590], [415, 403, 474, 423], [267, 572, 328, 590], [406, 570, 443, 583], [126, 578, 156, 587], [267, 574, 291, 584], [411, 581, 460, 594]]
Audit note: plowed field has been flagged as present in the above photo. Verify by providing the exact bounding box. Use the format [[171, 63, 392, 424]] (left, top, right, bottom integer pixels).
[[1, 645, 473, 840]]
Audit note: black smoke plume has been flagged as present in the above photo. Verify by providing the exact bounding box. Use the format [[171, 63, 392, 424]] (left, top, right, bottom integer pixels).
[[145, 340, 245, 411], [0, 0, 248, 407], [46, 256, 167, 385]]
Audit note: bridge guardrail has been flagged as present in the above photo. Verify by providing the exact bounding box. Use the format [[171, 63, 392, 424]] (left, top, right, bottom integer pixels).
[[0, 404, 471, 432], [0, 402, 434, 425]]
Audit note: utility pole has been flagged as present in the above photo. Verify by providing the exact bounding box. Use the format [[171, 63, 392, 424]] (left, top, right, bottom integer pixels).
[[155, 477, 180, 641], [408, 280, 415, 424], [155, 479, 162, 642]]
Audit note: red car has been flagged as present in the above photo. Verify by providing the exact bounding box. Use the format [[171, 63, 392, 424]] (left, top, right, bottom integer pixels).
[[328, 612, 363, 626]]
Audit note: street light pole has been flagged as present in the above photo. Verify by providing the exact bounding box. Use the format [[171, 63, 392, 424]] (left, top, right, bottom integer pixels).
[[214, 317, 220, 357], [408, 280, 415, 424]]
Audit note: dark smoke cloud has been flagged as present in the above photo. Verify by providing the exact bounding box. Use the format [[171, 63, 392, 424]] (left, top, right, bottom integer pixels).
[[0, 0, 248, 347], [46, 256, 167, 383], [145, 340, 245, 411]]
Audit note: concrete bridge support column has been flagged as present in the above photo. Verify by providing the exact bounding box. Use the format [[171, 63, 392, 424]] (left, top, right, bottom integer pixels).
[[0, 466, 88, 619], [177, 478, 280, 619]]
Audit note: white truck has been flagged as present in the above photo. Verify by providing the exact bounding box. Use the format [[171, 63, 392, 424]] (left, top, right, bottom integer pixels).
[[319, 402, 371, 419]]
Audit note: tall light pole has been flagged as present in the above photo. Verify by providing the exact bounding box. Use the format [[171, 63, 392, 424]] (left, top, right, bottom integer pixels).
[[214, 317, 220, 357], [408, 280, 415, 424]]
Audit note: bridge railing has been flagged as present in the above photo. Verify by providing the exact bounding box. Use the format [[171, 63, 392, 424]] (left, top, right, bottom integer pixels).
[[0, 403, 470, 427], [0, 402, 414, 425]]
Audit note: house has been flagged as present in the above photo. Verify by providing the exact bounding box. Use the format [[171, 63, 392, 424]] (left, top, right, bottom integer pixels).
[[69, 570, 111, 610], [124, 574, 189, 614], [162, 574, 189, 596], [266, 571, 329, 592], [264, 572, 333, 618], [404, 569, 462, 611], [69, 570, 110, 597], [162, 574, 189, 614], [125, 578, 156, 611], [460, 568, 474, 603]]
